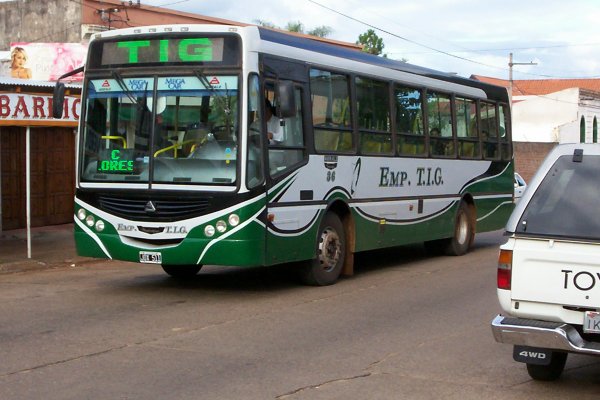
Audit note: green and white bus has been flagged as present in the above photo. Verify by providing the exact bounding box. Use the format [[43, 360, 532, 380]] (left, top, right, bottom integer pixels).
[[54, 24, 514, 285]]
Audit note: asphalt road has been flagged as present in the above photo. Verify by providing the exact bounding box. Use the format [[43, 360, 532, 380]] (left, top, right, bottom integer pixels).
[[1, 231, 599, 399]]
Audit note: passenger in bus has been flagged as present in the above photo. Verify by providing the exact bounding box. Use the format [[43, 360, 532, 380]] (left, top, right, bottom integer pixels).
[[430, 127, 450, 156]]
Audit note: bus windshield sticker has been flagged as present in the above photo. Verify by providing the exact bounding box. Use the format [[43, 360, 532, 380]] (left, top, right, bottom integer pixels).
[[90, 78, 154, 94], [156, 76, 238, 91]]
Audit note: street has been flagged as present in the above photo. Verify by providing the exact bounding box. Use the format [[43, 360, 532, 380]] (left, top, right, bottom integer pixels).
[[1, 230, 599, 399]]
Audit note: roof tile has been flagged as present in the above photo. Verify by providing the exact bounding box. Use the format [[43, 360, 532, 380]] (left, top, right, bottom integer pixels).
[[471, 75, 600, 96]]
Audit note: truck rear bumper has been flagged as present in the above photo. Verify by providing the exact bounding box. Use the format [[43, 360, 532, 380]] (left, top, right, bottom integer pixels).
[[491, 315, 600, 356]]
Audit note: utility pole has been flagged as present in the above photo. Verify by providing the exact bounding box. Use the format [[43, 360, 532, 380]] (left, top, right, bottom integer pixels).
[[97, 2, 140, 30], [508, 53, 537, 105]]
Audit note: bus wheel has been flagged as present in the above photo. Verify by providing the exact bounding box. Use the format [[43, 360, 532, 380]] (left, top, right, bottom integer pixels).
[[424, 202, 473, 256], [445, 201, 474, 256], [161, 264, 202, 279], [301, 213, 345, 286]]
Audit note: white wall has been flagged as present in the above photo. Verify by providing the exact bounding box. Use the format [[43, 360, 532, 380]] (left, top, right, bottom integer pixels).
[[512, 87, 600, 143], [512, 88, 580, 142]]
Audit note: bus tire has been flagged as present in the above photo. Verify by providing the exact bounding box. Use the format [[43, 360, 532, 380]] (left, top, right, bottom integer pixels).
[[444, 201, 474, 256], [526, 352, 567, 381], [161, 264, 202, 279], [300, 213, 345, 286]]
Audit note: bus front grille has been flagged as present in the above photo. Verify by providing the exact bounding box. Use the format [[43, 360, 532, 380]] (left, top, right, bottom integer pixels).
[[97, 196, 210, 221]]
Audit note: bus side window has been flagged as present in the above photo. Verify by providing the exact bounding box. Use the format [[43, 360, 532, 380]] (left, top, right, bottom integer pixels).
[[456, 97, 480, 159], [268, 85, 306, 177], [356, 77, 392, 155], [246, 74, 264, 189], [481, 102, 499, 159], [310, 68, 353, 153], [395, 85, 426, 156], [427, 91, 454, 157], [499, 103, 511, 160]]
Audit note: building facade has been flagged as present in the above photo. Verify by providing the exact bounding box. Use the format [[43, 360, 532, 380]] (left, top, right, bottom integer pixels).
[[0, 80, 80, 231], [473, 75, 600, 181], [0, 0, 360, 231]]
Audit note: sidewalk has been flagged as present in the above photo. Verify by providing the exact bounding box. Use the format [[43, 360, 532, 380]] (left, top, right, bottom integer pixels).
[[0, 224, 88, 274]]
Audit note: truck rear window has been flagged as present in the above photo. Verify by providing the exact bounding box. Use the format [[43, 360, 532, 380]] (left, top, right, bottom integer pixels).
[[517, 154, 600, 240]]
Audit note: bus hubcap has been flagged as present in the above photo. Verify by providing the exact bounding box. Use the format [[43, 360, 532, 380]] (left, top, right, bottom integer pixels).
[[457, 213, 469, 245], [318, 227, 341, 272]]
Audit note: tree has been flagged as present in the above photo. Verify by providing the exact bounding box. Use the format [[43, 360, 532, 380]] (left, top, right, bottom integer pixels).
[[308, 26, 333, 38], [285, 21, 304, 33], [253, 19, 333, 38], [357, 29, 385, 56], [253, 19, 277, 29]]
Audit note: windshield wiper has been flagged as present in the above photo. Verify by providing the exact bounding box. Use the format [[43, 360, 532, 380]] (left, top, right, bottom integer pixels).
[[111, 71, 138, 105], [194, 69, 213, 93]]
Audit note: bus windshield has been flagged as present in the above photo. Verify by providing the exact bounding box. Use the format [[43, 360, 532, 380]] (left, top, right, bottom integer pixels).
[[80, 74, 239, 186]]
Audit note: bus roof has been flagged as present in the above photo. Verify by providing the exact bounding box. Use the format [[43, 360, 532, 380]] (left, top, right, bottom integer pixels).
[[257, 27, 508, 102], [90, 24, 508, 102]]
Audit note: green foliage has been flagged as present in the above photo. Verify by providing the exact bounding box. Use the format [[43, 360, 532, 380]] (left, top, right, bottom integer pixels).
[[253, 19, 277, 29], [357, 29, 385, 56], [308, 26, 333, 38], [254, 19, 333, 38], [286, 21, 304, 33]]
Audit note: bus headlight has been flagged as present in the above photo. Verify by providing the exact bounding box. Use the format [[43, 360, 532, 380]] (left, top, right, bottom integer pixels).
[[95, 220, 105, 232], [204, 225, 215, 237], [77, 208, 87, 220], [216, 220, 227, 233], [85, 215, 95, 227], [228, 214, 240, 227]]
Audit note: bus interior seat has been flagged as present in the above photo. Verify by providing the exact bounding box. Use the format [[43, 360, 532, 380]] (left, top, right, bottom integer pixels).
[[460, 141, 476, 158], [315, 129, 339, 152]]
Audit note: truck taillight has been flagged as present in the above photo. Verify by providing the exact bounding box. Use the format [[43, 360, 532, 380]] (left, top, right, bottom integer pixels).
[[497, 249, 512, 290]]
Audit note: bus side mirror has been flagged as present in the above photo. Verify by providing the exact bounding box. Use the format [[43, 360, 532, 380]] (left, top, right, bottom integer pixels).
[[53, 82, 66, 119], [275, 80, 296, 118]]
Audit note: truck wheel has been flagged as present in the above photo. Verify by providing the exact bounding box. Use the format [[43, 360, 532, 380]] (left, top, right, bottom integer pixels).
[[162, 264, 202, 279], [526, 352, 567, 381], [300, 213, 345, 286]]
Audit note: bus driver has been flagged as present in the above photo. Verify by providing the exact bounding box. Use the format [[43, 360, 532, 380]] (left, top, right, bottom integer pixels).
[[264, 99, 283, 145]]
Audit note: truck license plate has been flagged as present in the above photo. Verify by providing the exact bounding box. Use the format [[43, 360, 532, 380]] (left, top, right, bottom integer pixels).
[[584, 311, 600, 334], [139, 251, 162, 264]]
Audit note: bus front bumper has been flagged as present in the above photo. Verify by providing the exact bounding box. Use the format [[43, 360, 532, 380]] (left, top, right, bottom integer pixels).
[[491, 315, 600, 356]]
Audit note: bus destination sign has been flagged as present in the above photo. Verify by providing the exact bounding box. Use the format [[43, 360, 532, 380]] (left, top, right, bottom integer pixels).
[[97, 149, 135, 173], [101, 38, 225, 66]]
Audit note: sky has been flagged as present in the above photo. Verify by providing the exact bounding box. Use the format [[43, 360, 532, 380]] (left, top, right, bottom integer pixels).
[[141, 0, 600, 81]]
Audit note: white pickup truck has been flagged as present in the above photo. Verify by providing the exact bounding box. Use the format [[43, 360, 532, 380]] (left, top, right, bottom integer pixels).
[[492, 144, 600, 381]]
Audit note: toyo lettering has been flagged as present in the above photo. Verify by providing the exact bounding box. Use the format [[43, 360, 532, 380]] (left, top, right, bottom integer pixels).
[[562, 269, 600, 291]]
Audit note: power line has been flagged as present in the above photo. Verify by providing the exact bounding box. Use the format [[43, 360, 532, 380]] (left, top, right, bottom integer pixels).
[[307, 0, 497, 69], [396, 41, 600, 56], [307, 0, 600, 80], [148, 0, 191, 8]]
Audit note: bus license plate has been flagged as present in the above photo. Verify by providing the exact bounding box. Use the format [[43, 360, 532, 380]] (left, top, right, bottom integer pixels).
[[584, 311, 600, 334], [139, 251, 162, 264]]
